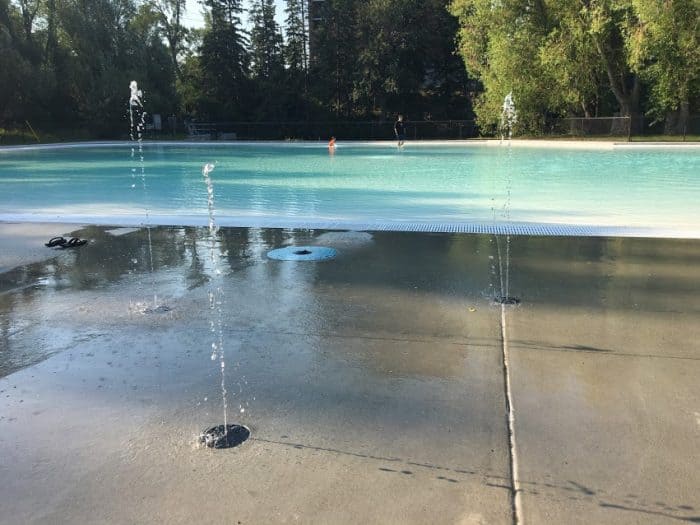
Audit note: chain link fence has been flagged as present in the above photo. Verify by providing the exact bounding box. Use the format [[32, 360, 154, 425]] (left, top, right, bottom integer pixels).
[[182, 120, 479, 141], [546, 115, 700, 141], [178, 116, 698, 142], [5, 115, 697, 144]]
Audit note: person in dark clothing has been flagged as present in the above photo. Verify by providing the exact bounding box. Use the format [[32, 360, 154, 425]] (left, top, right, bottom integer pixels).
[[394, 115, 406, 148]]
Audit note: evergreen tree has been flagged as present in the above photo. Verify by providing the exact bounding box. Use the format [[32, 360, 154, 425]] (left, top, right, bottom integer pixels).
[[308, 0, 359, 117], [199, 0, 250, 119], [249, 0, 284, 81], [283, 0, 307, 74]]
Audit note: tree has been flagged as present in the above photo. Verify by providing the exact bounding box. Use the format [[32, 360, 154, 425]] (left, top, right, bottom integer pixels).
[[450, 0, 562, 132], [538, 2, 606, 118], [249, 0, 283, 81], [150, 0, 188, 81], [248, 0, 286, 119], [199, 0, 250, 118], [449, 0, 648, 133], [584, 0, 641, 118], [308, 0, 359, 117], [0, 0, 36, 121], [353, 0, 470, 118], [283, 0, 307, 74], [626, 0, 700, 132]]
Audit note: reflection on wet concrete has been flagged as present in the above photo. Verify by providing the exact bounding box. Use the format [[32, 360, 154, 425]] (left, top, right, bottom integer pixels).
[[0, 226, 699, 523], [501, 235, 700, 524], [508, 235, 700, 313], [4, 227, 699, 377]]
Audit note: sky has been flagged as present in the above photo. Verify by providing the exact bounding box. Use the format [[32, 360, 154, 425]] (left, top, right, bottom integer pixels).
[[183, 0, 287, 30]]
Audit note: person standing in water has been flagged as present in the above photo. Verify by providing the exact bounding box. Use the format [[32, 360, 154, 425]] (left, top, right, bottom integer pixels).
[[394, 115, 406, 148]]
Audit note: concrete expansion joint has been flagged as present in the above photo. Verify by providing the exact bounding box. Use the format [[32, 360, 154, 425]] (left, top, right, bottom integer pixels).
[[501, 304, 523, 525]]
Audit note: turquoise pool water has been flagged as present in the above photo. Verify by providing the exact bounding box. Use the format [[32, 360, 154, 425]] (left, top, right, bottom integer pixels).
[[0, 142, 698, 236]]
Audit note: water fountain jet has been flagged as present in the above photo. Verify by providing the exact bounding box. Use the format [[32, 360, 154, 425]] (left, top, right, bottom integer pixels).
[[200, 163, 248, 448], [492, 92, 519, 306], [128, 80, 166, 313], [500, 91, 518, 143]]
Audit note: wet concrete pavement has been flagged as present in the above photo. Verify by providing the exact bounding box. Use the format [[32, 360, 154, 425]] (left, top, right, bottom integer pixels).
[[0, 225, 698, 524]]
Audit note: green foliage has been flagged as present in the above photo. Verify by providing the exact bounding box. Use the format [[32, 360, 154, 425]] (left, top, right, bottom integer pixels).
[[283, 0, 307, 74], [198, 0, 250, 119], [6, 0, 694, 140], [449, 0, 698, 133], [149, 0, 189, 80], [626, 0, 700, 128], [249, 0, 283, 81], [309, 0, 470, 119], [0, 0, 177, 136]]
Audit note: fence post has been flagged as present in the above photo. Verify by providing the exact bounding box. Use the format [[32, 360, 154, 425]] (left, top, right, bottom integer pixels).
[[626, 116, 632, 142], [25, 120, 41, 143]]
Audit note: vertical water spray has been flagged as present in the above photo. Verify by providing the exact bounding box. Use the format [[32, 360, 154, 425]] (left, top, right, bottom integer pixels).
[[199, 163, 250, 449], [494, 92, 519, 306], [498, 92, 523, 523], [500, 92, 517, 143], [128, 81, 160, 311]]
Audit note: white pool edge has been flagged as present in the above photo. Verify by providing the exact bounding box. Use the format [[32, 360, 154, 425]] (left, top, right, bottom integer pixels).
[[1, 139, 699, 152]]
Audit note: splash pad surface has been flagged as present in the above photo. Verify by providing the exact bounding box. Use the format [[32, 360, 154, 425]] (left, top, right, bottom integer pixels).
[[1, 224, 699, 523]]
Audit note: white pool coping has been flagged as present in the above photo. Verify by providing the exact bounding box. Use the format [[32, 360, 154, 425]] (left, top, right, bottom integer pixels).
[[1, 139, 699, 152]]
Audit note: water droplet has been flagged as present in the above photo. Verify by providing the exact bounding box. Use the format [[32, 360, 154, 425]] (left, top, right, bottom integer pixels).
[[210, 353, 216, 361]]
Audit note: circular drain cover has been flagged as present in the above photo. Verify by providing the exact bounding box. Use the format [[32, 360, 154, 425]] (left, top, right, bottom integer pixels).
[[494, 296, 521, 305], [267, 246, 337, 261], [200, 424, 250, 449]]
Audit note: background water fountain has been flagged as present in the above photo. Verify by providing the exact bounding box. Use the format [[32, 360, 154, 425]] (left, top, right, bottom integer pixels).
[[128, 80, 168, 314], [500, 91, 517, 143], [199, 163, 249, 448]]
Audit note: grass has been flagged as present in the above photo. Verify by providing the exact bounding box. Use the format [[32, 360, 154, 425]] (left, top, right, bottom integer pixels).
[[0, 126, 189, 145]]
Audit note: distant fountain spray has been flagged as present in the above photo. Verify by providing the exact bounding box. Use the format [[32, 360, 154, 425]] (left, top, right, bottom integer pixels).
[[500, 91, 518, 143], [128, 81, 168, 314], [199, 163, 250, 449]]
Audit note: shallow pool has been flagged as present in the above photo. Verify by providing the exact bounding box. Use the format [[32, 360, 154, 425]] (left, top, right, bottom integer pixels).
[[0, 142, 698, 237]]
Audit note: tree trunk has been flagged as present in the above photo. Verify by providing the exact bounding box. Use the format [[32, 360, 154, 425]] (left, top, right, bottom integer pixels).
[[44, 0, 56, 66], [592, 33, 639, 118]]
